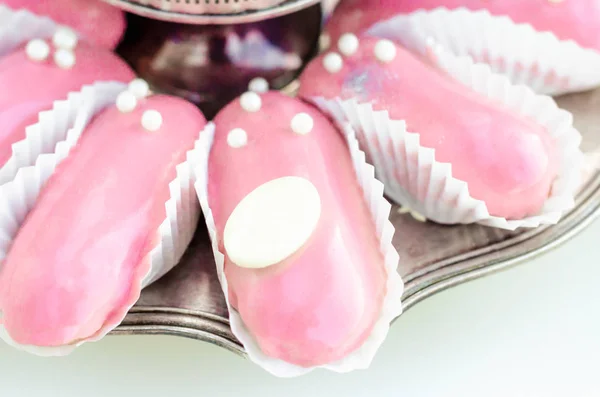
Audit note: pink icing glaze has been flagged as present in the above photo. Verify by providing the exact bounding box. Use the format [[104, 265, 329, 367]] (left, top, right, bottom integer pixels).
[[0, 95, 206, 347], [326, 0, 600, 52], [0, 40, 135, 167], [209, 92, 387, 367], [299, 38, 557, 219], [3, 0, 126, 49]]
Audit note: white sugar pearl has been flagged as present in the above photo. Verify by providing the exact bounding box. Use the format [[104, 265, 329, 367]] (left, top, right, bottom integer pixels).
[[128, 78, 150, 99], [25, 39, 50, 62], [52, 27, 78, 50], [374, 39, 397, 63], [240, 91, 262, 113], [227, 128, 248, 148], [291, 113, 314, 135], [337, 33, 359, 56], [319, 33, 331, 50], [54, 49, 76, 69], [248, 77, 269, 93], [116, 91, 137, 113], [323, 52, 343, 73], [141, 110, 163, 131]]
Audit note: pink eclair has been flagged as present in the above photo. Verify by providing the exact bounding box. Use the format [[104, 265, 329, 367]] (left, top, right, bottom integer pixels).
[[299, 37, 558, 220], [3, 0, 126, 49], [326, 0, 600, 52], [0, 95, 206, 349], [208, 92, 389, 367], [0, 39, 135, 169]]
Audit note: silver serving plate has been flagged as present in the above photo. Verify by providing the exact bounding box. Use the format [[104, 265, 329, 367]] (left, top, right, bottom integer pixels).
[[112, 87, 600, 357], [102, 0, 320, 24]]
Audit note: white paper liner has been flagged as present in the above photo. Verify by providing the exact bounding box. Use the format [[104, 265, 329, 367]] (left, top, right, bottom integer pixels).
[[0, 3, 85, 187], [0, 82, 126, 186], [194, 123, 403, 377], [310, 44, 584, 230], [366, 7, 600, 96], [0, 90, 204, 356], [0, 4, 60, 56]]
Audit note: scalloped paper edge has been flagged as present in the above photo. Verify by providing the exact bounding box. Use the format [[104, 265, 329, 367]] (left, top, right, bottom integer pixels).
[[0, 4, 59, 56], [366, 7, 600, 96], [0, 82, 126, 186]]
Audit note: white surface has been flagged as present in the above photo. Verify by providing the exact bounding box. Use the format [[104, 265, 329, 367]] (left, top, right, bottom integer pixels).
[[1, 219, 599, 396]]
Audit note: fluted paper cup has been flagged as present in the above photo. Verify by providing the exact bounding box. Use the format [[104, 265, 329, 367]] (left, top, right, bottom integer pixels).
[[310, 44, 583, 230], [0, 87, 203, 356], [367, 7, 600, 96], [194, 122, 403, 377], [0, 4, 59, 56]]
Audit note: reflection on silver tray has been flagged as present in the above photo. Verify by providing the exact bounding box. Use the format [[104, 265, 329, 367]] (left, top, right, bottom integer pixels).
[[114, 87, 600, 358], [102, 0, 321, 24]]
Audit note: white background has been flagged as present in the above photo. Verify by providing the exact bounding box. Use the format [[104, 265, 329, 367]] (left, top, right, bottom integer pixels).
[[1, 219, 599, 397]]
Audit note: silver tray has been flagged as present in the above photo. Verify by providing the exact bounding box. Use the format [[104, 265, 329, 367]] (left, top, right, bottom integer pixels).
[[102, 0, 320, 24], [113, 87, 600, 358]]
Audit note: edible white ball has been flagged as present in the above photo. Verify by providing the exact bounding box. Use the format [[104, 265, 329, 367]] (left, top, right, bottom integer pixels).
[[54, 49, 76, 69], [319, 33, 331, 50], [25, 39, 50, 62], [248, 77, 269, 93], [374, 39, 397, 63], [141, 110, 163, 131], [227, 128, 248, 148], [52, 27, 78, 50], [338, 33, 359, 56], [116, 91, 137, 113], [129, 78, 150, 99], [240, 91, 262, 113], [291, 113, 314, 135], [323, 52, 343, 73]]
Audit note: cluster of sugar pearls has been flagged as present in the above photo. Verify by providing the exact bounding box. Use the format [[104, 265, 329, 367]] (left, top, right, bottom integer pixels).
[[227, 80, 315, 149], [115, 79, 162, 131], [321, 34, 398, 74], [25, 27, 78, 69]]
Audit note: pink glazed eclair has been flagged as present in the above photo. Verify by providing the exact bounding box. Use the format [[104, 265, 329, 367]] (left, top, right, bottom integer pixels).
[[0, 95, 206, 348], [0, 39, 135, 168], [326, 0, 600, 52], [209, 92, 387, 367], [299, 37, 557, 220], [3, 0, 126, 49]]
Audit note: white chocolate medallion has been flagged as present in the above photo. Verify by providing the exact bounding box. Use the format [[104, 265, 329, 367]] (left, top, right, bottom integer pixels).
[[224, 176, 322, 269]]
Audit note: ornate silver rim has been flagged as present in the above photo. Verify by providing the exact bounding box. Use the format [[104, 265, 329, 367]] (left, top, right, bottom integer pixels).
[[102, 0, 320, 24]]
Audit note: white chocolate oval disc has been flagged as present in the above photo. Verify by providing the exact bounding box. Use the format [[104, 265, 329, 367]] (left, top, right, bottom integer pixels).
[[224, 176, 321, 269]]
